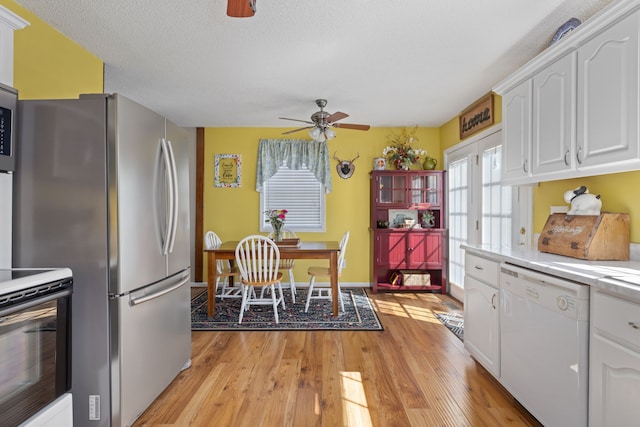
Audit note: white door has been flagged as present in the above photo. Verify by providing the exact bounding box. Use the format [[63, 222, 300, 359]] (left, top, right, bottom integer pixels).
[[445, 125, 528, 300]]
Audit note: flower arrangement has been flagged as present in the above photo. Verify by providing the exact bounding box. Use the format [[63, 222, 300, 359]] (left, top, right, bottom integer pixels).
[[382, 126, 427, 170], [264, 209, 287, 240]]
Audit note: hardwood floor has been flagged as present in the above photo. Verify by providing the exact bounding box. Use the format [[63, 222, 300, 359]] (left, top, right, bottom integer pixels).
[[134, 290, 541, 426]]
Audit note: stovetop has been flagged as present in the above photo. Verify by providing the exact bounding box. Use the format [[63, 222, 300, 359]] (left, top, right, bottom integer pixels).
[[0, 268, 73, 295]]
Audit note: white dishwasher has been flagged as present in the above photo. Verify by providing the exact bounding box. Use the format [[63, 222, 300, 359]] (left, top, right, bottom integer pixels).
[[499, 263, 590, 427]]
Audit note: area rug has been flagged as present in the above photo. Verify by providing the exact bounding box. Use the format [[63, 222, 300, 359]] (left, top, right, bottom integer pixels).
[[191, 288, 383, 331], [435, 312, 464, 341]]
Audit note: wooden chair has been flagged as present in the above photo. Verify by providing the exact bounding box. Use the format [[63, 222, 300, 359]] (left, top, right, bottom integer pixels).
[[235, 235, 285, 324], [204, 231, 242, 299], [267, 229, 297, 303], [304, 231, 350, 313]]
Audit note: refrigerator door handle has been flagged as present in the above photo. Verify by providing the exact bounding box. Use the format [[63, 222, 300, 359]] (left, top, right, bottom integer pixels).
[[129, 274, 189, 306], [160, 137, 175, 255], [165, 138, 179, 254]]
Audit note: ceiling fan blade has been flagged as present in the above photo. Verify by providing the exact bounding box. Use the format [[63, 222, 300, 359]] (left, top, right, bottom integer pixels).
[[227, 0, 256, 17], [327, 111, 349, 123], [279, 117, 314, 125], [333, 123, 371, 131], [282, 126, 313, 135]]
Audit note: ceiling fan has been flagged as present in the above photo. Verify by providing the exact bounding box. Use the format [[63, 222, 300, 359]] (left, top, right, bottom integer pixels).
[[279, 99, 371, 142]]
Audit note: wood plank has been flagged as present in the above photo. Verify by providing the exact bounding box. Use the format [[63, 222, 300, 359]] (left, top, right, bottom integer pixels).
[[134, 291, 542, 426]]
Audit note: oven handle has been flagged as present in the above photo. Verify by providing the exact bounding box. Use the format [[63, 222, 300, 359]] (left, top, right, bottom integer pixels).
[[0, 288, 72, 318]]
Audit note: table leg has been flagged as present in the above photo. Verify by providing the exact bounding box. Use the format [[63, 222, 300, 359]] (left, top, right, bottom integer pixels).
[[329, 251, 339, 316], [207, 252, 218, 317]]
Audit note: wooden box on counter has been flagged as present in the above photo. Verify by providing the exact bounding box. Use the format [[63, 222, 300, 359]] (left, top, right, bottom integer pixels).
[[538, 213, 630, 260]]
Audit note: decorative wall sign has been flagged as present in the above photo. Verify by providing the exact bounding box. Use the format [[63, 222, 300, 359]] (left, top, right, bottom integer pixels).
[[214, 154, 241, 187], [459, 93, 494, 140], [333, 152, 359, 179]]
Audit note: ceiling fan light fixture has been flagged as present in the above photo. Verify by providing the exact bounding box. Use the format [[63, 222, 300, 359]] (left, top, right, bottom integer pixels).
[[309, 127, 321, 140], [324, 128, 336, 140]]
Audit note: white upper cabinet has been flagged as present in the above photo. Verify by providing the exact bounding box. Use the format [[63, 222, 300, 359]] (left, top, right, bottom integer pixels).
[[577, 11, 640, 170], [503, 80, 532, 183], [494, 0, 640, 184], [532, 52, 576, 177]]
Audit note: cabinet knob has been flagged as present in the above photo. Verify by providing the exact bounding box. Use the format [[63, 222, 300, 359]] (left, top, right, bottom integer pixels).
[[522, 160, 528, 173], [564, 149, 570, 166], [491, 293, 497, 309], [629, 321, 639, 330], [474, 265, 484, 270]]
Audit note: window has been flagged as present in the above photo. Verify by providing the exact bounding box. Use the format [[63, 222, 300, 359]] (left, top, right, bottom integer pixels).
[[445, 124, 531, 301], [260, 166, 326, 232]]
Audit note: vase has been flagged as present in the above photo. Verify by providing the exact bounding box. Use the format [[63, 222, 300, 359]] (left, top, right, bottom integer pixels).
[[272, 224, 283, 242], [422, 156, 438, 170]]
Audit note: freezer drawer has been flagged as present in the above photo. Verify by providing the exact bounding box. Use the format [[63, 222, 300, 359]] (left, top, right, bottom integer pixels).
[[111, 269, 191, 426]]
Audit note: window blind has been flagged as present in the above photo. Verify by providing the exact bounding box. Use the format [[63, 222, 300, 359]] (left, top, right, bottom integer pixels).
[[261, 166, 325, 232]]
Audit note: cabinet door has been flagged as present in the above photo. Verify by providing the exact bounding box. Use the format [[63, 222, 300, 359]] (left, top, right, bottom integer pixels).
[[407, 232, 441, 268], [409, 173, 442, 208], [464, 276, 500, 377], [376, 173, 409, 207], [577, 11, 640, 169], [532, 52, 576, 176], [502, 79, 532, 183], [589, 332, 640, 427], [378, 232, 408, 269]]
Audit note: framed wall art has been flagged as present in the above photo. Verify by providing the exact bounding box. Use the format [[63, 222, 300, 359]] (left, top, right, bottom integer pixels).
[[214, 154, 242, 188]]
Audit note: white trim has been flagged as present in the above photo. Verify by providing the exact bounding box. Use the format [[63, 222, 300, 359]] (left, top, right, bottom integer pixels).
[[0, 6, 30, 30]]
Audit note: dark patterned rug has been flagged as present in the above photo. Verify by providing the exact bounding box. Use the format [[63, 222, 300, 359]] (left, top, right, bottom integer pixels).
[[435, 312, 464, 341], [191, 288, 383, 331]]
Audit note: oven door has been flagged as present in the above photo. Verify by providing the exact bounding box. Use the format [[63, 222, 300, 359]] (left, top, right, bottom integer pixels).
[[0, 278, 72, 426]]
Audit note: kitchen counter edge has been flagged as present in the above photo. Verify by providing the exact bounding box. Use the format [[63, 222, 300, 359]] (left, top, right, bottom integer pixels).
[[462, 244, 640, 302]]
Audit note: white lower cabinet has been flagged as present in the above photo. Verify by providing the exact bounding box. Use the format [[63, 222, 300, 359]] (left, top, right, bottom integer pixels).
[[464, 253, 500, 377], [589, 291, 640, 427]]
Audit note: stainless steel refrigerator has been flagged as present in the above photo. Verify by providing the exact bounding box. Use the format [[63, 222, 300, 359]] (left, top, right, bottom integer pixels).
[[13, 94, 192, 427]]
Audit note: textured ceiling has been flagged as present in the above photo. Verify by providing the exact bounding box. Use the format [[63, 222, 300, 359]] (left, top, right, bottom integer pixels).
[[15, 0, 614, 129]]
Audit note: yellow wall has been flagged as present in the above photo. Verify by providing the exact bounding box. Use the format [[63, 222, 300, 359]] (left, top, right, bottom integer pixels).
[[534, 172, 640, 242], [203, 127, 440, 282], [2, 0, 103, 98]]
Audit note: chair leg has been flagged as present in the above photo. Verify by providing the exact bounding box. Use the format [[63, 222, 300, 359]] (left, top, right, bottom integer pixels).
[[305, 276, 316, 312], [270, 284, 279, 324], [338, 285, 345, 312], [238, 285, 249, 324], [288, 268, 296, 303]]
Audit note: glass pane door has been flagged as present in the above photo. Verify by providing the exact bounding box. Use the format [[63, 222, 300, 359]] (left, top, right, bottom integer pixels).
[[410, 174, 440, 206], [379, 175, 407, 205]]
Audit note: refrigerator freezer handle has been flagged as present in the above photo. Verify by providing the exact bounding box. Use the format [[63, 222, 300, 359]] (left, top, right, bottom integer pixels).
[[160, 138, 175, 255], [165, 138, 179, 254], [129, 274, 189, 306]]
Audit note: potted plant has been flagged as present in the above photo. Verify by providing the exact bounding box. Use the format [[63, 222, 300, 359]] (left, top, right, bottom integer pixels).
[[421, 210, 435, 228]]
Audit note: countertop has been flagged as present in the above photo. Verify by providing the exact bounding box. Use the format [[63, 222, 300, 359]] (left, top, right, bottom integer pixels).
[[462, 244, 640, 302]]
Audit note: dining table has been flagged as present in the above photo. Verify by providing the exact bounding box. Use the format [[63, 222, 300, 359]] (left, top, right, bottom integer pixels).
[[204, 240, 341, 317]]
